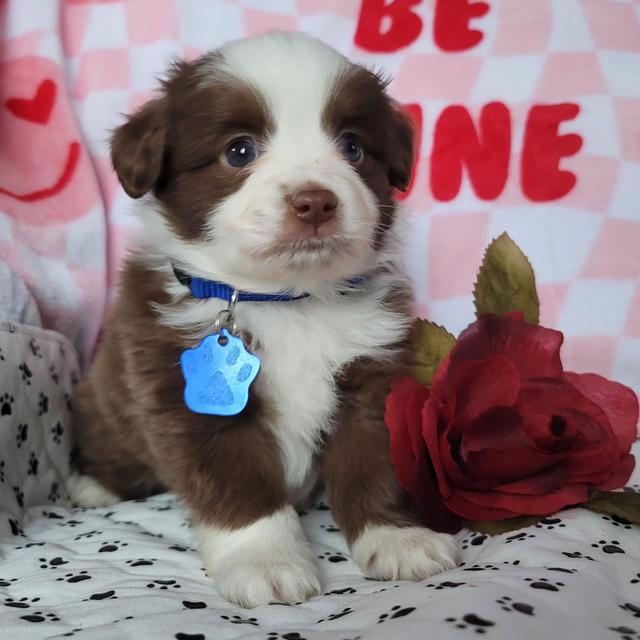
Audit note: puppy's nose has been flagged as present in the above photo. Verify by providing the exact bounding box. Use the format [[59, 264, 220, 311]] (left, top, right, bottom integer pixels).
[[291, 189, 338, 227]]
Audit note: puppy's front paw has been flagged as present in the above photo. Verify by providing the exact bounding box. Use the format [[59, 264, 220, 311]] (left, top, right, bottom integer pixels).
[[351, 525, 458, 581], [214, 548, 321, 608], [198, 507, 321, 608]]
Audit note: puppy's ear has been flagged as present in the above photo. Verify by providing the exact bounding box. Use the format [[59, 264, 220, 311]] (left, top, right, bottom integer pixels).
[[111, 98, 168, 198], [387, 105, 415, 192]]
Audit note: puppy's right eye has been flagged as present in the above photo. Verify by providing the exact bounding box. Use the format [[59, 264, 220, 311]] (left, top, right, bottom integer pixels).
[[225, 137, 258, 168]]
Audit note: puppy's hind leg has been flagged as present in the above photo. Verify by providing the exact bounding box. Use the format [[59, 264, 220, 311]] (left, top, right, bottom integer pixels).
[[67, 473, 122, 508]]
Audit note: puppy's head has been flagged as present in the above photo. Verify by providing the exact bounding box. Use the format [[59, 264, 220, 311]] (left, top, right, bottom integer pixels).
[[112, 32, 414, 293]]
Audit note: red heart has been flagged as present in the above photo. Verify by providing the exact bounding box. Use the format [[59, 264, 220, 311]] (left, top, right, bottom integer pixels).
[[6, 79, 57, 125]]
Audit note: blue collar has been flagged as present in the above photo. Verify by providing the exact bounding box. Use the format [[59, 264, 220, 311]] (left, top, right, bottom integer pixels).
[[173, 267, 363, 302]]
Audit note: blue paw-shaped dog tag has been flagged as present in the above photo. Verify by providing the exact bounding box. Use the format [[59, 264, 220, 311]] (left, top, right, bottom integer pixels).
[[180, 329, 260, 416]]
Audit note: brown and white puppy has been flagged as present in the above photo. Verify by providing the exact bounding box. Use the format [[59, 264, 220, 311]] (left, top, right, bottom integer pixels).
[[70, 32, 457, 608]]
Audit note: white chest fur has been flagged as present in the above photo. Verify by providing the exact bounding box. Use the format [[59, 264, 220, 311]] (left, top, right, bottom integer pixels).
[[160, 270, 410, 503], [237, 278, 408, 501]]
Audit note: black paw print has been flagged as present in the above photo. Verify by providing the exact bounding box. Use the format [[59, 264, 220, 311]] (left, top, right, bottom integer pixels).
[[169, 544, 190, 552], [562, 550, 595, 561], [85, 590, 117, 601], [426, 580, 466, 590], [496, 596, 534, 615], [463, 564, 500, 572], [313, 501, 330, 511], [126, 558, 156, 567], [16, 423, 28, 447], [324, 587, 356, 595], [9, 519, 25, 536], [64, 393, 72, 410], [13, 486, 24, 508], [183, 601, 207, 609], [267, 634, 308, 640], [50, 366, 60, 385], [19, 362, 33, 385], [0, 393, 14, 416], [220, 614, 258, 626], [591, 539, 625, 554], [602, 514, 634, 530], [48, 482, 61, 503], [631, 573, 640, 585], [534, 517, 566, 530], [320, 524, 340, 532], [30, 338, 42, 358], [0, 347, 4, 361], [546, 567, 577, 574], [39, 556, 69, 569], [461, 533, 487, 550], [14, 541, 44, 549], [3, 596, 40, 609], [621, 603, 640, 618], [38, 392, 49, 415], [58, 520, 83, 528], [74, 530, 103, 541], [51, 422, 64, 444], [28, 452, 39, 476], [56, 571, 91, 583], [0, 577, 18, 587], [71, 371, 79, 385], [317, 607, 353, 623], [20, 611, 60, 623], [41, 510, 63, 519], [505, 531, 535, 543], [445, 614, 495, 634], [525, 577, 565, 591], [98, 540, 128, 552], [378, 606, 416, 623], [146, 579, 181, 590], [61, 628, 83, 637], [318, 551, 348, 563], [0, 460, 5, 483], [609, 626, 640, 640]]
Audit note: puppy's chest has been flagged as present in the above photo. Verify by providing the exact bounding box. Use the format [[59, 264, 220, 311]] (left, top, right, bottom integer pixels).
[[237, 293, 402, 491]]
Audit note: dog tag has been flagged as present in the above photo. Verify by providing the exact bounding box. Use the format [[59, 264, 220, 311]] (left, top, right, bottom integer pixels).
[[180, 329, 260, 416]]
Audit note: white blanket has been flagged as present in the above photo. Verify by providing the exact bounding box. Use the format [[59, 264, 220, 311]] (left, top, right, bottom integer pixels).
[[1, 323, 640, 640]]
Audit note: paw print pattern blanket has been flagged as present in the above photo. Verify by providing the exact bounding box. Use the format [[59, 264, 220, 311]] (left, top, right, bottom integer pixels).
[[1, 1, 640, 639]]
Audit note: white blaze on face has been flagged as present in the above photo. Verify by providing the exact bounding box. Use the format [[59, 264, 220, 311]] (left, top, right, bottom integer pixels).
[[199, 33, 380, 292]]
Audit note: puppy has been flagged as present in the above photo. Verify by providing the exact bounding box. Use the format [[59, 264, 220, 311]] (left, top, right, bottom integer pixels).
[[70, 32, 457, 608]]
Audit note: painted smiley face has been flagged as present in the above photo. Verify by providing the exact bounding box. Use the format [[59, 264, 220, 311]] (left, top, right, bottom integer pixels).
[[0, 56, 96, 224]]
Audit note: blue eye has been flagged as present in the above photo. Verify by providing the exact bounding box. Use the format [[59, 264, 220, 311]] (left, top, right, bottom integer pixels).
[[338, 133, 363, 164], [226, 138, 258, 167]]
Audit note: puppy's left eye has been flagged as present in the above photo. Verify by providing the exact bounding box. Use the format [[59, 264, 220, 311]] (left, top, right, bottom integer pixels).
[[225, 137, 258, 167], [338, 133, 363, 164]]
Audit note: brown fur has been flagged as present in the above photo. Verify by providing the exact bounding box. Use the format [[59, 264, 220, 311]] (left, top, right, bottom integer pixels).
[[74, 48, 420, 542]]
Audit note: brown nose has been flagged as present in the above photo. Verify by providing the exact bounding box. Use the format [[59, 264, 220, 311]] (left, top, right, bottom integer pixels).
[[291, 189, 338, 227]]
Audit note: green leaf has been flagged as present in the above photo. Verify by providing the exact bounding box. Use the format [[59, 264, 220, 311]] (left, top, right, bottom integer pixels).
[[473, 232, 540, 324], [464, 516, 542, 535], [583, 489, 640, 526], [410, 319, 456, 386]]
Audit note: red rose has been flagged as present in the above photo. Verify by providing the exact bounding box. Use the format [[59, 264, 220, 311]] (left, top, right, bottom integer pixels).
[[386, 314, 638, 530]]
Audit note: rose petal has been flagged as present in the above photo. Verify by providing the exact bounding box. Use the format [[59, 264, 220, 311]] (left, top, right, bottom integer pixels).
[[448, 356, 521, 423], [596, 453, 636, 491], [444, 493, 522, 521], [385, 377, 430, 492], [496, 466, 569, 495], [450, 315, 564, 383], [446, 482, 589, 519], [563, 372, 639, 453], [422, 399, 453, 497]]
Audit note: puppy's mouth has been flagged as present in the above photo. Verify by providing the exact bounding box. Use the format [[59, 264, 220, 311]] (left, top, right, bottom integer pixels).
[[262, 235, 354, 261]]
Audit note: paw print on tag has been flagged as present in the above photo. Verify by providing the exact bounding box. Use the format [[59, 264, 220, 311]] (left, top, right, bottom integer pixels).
[[180, 330, 260, 416], [317, 551, 348, 563]]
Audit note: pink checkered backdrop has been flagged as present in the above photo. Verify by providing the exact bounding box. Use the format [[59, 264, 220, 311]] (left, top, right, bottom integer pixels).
[[1, 0, 639, 391]]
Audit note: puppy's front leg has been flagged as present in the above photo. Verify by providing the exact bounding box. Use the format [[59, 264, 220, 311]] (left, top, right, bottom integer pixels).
[[323, 361, 458, 581], [159, 414, 320, 608]]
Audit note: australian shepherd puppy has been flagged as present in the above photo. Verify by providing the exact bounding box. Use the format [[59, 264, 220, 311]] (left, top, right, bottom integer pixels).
[[70, 32, 457, 608]]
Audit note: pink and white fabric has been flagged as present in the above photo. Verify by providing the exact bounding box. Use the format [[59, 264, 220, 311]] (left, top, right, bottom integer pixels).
[[1, 0, 639, 392]]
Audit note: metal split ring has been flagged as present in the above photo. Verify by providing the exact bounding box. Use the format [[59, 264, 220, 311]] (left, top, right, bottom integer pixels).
[[214, 289, 239, 336]]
